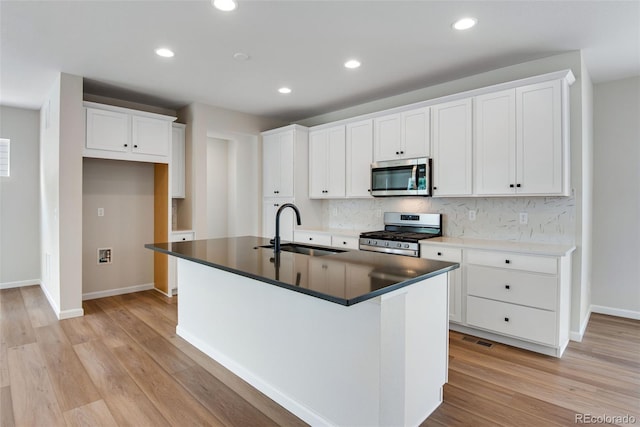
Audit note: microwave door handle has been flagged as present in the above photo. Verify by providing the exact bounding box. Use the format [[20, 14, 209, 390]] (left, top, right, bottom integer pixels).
[[412, 165, 418, 190]]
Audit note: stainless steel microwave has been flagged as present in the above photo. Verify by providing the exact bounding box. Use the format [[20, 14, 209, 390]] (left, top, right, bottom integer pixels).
[[370, 157, 431, 197]]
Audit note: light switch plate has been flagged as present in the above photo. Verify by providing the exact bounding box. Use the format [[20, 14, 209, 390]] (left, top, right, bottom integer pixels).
[[97, 208, 104, 217], [468, 210, 476, 221], [519, 212, 528, 225]]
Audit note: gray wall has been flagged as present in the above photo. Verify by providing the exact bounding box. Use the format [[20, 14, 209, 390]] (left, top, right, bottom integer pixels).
[[82, 158, 154, 298], [0, 106, 40, 287], [592, 76, 640, 317]]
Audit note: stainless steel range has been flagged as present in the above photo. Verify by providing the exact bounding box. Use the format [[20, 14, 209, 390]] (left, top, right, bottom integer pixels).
[[359, 212, 442, 257]]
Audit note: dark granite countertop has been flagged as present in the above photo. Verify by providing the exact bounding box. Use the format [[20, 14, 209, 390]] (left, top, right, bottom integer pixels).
[[146, 236, 459, 306]]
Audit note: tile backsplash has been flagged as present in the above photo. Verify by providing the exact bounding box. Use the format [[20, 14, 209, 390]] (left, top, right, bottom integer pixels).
[[323, 196, 576, 245]]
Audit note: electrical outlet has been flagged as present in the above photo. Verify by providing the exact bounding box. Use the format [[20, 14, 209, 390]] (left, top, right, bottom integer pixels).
[[98, 208, 104, 217], [332, 207, 338, 217], [519, 212, 528, 225], [468, 210, 476, 221]]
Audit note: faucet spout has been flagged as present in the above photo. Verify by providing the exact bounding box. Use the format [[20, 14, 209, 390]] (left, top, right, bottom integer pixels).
[[274, 203, 302, 253]]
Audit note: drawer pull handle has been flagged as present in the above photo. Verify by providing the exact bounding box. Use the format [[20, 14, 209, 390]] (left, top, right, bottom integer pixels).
[[343, 241, 347, 245], [309, 237, 313, 241], [437, 252, 442, 256], [504, 317, 510, 322], [182, 238, 186, 241], [505, 259, 511, 264], [505, 284, 510, 290]]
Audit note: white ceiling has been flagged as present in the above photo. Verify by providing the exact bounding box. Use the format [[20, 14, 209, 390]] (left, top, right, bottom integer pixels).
[[1, 0, 639, 122]]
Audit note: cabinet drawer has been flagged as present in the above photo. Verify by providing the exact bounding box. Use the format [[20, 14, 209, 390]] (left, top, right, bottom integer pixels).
[[294, 231, 332, 247], [331, 235, 359, 250], [466, 249, 557, 274], [170, 231, 195, 242], [467, 265, 557, 310], [467, 296, 557, 346], [421, 246, 462, 263]]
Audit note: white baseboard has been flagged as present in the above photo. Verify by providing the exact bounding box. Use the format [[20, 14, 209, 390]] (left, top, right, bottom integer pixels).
[[0, 279, 41, 289], [82, 283, 155, 301], [570, 309, 592, 342], [59, 308, 84, 319], [591, 304, 640, 320]]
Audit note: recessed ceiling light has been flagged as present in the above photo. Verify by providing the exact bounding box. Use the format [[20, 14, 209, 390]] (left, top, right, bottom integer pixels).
[[212, 0, 237, 11], [344, 59, 361, 69], [452, 17, 477, 30], [233, 52, 250, 61], [278, 87, 292, 94], [155, 48, 175, 58]]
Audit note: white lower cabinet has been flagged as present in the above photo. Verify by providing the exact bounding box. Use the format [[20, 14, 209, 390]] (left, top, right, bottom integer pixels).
[[294, 231, 332, 247], [421, 240, 573, 357], [293, 230, 360, 251], [168, 230, 195, 295]]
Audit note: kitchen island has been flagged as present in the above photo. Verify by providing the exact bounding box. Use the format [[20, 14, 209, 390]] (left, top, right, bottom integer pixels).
[[146, 236, 458, 426]]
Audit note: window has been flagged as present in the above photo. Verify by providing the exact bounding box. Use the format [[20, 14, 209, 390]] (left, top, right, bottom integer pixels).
[[0, 139, 9, 177]]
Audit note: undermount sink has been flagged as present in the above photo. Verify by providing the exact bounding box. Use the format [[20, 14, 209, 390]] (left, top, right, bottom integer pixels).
[[259, 243, 345, 257]]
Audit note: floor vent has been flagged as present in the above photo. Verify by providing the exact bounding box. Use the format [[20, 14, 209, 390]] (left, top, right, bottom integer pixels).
[[477, 340, 494, 348], [462, 336, 477, 343]]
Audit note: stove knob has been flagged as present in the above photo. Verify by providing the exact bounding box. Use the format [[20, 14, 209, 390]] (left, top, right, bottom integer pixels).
[[385, 242, 390, 247], [396, 243, 402, 248], [404, 244, 410, 249]]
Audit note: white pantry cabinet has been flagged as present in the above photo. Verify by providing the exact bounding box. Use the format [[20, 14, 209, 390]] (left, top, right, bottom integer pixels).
[[373, 107, 430, 162], [431, 98, 473, 196], [474, 80, 569, 196], [84, 102, 175, 164], [262, 129, 295, 198], [345, 119, 373, 198], [309, 125, 346, 199], [171, 123, 186, 199]]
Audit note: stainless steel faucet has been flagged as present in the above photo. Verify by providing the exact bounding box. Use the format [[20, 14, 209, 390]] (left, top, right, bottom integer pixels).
[[274, 203, 302, 253]]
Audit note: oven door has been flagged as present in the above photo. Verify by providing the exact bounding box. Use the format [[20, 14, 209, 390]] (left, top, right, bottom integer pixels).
[[370, 157, 430, 196]]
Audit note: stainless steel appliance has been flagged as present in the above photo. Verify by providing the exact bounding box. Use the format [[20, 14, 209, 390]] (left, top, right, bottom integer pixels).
[[370, 157, 431, 197], [359, 212, 442, 257]]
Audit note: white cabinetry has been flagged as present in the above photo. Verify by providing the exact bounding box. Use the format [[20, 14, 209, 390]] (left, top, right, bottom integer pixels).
[[345, 119, 373, 198], [309, 125, 346, 199], [293, 229, 360, 250], [171, 123, 186, 198], [474, 80, 568, 196], [263, 199, 295, 243], [263, 130, 295, 198], [431, 98, 473, 196], [421, 238, 574, 357], [373, 107, 430, 162], [168, 230, 195, 295], [84, 102, 175, 164], [421, 246, 463, 323]]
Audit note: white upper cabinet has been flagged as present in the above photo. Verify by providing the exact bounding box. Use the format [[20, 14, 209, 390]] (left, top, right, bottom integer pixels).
[[474, 89, 517, 195], [309, 125, 346, 199], [262, 130, 295, 198], [171, 123, 186, 199], [516, 80, 566, 195], [431, 98, 473, 196], [475, 80, 568, 196], [346, 119, 374, 198], [373, 107, 430, 162], [84, 102, 174, 163]]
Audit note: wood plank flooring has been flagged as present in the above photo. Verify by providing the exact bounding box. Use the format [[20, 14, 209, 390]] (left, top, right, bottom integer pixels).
[[1, 285, 638, 426]]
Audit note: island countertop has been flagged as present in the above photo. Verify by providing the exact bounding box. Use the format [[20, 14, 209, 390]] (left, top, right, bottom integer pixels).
[[146, 236, 458, 306]]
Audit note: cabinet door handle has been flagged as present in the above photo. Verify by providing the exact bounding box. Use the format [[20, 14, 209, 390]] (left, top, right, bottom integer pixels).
[[509, 184, 515, 188], [505, 259, 511, 264], [400, 150, 404, 154], [433, 186, 438, 190], [516, 184, 521, 188], [343, 241, 347, 245], [134, 144, 138, 148], [124, 144, 128, 147], [504, 317, 510, 322], [396, 151, 400, 155], [309, 237, 313, 241], [505, 284, 510, 290], [182, 237, 186, 241], [437, 252, 442, 256]]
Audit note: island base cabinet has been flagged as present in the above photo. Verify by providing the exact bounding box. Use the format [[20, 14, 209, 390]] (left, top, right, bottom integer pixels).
[[176, 258, 448, 427]]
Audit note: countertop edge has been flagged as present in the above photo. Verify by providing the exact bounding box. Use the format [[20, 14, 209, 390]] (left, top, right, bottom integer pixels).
[[146, 242, 458, 306], [419, 237, 576, 256]]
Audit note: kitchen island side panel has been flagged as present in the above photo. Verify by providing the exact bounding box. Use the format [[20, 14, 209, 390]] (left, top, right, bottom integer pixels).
[[176, 258, 447, 427]]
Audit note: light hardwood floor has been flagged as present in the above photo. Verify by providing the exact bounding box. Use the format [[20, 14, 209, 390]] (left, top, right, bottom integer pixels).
[[1, 285, 638, 426]]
